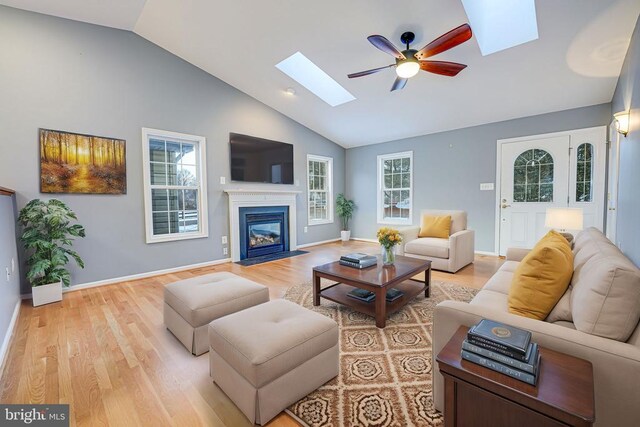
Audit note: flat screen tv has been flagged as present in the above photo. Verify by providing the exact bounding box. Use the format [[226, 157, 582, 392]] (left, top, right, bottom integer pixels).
[[230, 133, 294, 184]]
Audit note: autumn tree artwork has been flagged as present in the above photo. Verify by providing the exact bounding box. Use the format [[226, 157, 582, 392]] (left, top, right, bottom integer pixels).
[[40, 129, 126, 194]]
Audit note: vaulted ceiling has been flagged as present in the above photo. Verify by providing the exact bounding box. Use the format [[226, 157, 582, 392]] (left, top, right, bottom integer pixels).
[[2, 0, 639, 147]]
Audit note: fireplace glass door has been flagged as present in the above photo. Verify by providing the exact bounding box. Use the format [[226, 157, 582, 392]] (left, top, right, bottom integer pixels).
[[248, 221, 282, 249]]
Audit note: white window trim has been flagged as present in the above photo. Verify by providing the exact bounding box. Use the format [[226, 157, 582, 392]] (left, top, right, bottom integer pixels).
[[142, 127, 209, 244], [307, 154, 334, 226], [377, 151, 413, 225]]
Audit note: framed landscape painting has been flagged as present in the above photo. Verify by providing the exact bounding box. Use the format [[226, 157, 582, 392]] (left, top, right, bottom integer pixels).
[[40, 129, 126, 194]]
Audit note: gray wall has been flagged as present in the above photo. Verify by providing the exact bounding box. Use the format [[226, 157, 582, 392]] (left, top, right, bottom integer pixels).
[[0, 6, 345, 293], [0, 194, 21, 349], [611, 15, 640, 266], [346, 104, 612, 252]]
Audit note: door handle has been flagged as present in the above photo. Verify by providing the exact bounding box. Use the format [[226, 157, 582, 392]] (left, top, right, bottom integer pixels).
[[501, 203, 511, 208]]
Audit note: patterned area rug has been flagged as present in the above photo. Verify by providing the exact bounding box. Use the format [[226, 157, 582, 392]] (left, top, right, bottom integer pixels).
[[284, 280, 478, 427]]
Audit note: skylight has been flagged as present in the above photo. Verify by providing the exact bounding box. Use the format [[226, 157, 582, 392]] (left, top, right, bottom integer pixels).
[[462, 0, 539, 56], [276, 52, 355, 107]]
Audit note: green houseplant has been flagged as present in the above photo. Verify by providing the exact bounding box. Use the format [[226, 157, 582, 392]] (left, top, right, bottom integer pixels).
[[335, 193, 356, 242], [18, 199, 86, 306]]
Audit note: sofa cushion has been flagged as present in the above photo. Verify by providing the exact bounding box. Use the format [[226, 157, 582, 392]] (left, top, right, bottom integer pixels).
[[570, 239, 640, 341], [573, 227, 614, 253], [546, 287, 573, 323], [508, 231, 574, 320], [404, 237, 450, 258], [164, 272, 269, 327], [500, 260, 520, 273], [482, 270, 513, 295], [208, 300, 338, 388], [419, 215, 451, 238], [420, 209, 467, 235], [470, 290, 509, 312]]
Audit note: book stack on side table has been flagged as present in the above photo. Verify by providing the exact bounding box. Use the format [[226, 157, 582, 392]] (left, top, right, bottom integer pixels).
[[461, 319, 540, 385], [339, 252, 378, 269]]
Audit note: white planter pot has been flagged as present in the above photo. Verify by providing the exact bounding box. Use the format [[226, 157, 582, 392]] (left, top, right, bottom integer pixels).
[[32, 281, 63, 307], [341, 230, 351, 242]]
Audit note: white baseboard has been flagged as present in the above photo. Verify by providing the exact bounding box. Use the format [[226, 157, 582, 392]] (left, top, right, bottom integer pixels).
[[0, 300, 21, 377], [351, 237, 378, 243], [297, 238, 341, 248], [21, 257, 232, 299]]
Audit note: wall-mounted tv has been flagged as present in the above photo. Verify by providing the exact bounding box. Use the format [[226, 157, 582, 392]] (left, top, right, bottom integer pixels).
[[229, 133, 294, 184]]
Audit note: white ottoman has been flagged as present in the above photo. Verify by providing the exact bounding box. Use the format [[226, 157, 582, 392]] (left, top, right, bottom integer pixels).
[[209, 299, 339, 425], [164, 272, 269, 355]]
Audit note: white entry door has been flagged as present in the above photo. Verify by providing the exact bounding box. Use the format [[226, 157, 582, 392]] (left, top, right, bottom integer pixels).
[[499, 135, 570, 254], [497, 127, 606, 255]]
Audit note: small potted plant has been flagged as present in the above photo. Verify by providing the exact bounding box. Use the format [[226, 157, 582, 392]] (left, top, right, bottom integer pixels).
[[336, 193, 356, 242], [18, 199, 86, 306], [377, 227, 403, 266]]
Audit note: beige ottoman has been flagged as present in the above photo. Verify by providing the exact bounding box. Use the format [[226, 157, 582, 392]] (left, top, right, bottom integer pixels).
[[164, 272, 269, 355], [208, 299, 339, 425]]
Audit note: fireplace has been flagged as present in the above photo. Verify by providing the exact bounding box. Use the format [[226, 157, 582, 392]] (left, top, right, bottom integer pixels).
[[239, 206, 289, 260]]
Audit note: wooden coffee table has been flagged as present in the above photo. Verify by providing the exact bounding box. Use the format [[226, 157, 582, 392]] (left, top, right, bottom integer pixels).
[[312, 255, 431, 328]]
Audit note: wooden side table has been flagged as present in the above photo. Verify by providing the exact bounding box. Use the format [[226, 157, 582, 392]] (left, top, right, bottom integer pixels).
[[436, 327, 595, 427]]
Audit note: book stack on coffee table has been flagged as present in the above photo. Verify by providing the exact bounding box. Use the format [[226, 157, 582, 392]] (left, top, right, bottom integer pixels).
[[461, 319, 541, 385], [346, 288, 404, 304], [339, 253, 377, 269]]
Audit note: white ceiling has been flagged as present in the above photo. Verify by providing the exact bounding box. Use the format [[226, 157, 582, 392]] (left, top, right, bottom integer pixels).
[[2, 0, 639, 147], [0, 0, 147, 30]]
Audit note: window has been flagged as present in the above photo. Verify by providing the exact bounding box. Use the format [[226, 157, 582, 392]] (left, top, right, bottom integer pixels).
[[307, 155, 333, 225], [576, 143, 593, 202], [377, 151, 413, 224], [142, 128, 208, 243], [513, 149, 553, 202]]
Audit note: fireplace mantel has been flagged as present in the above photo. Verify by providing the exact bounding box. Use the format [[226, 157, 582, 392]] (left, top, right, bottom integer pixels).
[[225, 189, 301, 261], [224, 189, 302, 196]]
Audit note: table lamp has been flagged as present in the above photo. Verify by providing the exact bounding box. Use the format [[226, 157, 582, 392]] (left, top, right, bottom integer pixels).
[[545, 208, 584, 243]]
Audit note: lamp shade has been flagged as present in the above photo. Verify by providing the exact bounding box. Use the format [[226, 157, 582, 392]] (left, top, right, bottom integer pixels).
[[545, 208, 584, 230]]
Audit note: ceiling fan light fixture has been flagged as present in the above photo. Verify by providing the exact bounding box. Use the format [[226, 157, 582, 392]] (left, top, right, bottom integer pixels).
[[396, 60, 420, 79]]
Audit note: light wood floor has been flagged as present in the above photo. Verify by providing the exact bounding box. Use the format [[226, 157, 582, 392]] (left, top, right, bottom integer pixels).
[[0, 241, 503, 426]]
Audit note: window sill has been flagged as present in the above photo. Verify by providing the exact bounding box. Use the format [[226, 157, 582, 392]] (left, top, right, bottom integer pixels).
[[146, 231, 209, 244], [378, 219, 412, 226], [308, 219, 334, 226]]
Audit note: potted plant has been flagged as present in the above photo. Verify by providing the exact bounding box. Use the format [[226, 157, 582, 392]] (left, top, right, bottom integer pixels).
[[377, 227, 403, 266], [336, 193, 356, 242], [18, 199, 86, 306]]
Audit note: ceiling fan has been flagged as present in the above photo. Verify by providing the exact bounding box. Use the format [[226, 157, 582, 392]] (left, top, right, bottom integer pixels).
[[348, 24, 473, 91]]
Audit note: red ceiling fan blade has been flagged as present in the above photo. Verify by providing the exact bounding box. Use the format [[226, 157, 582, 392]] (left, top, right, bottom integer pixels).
[[419, 61, 467, 76], [391, 76, 408, 91], [415, 24, 472, 60], [348, 64, 395, 79], [367, 35, 406, 60]]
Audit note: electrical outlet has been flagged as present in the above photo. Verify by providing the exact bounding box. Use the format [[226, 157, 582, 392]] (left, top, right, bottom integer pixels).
[[223, 247, 228, 256], [5, 267, 9, 282], [304, 226, 308, 233], [220, 176, 226, 185], [221, 235, 228, 245], [295, 179, 300, 186]]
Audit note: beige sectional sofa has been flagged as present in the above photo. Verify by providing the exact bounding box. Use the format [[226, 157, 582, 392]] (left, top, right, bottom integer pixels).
[[398, 209, 475, 273], [433, 228, 640, 427]]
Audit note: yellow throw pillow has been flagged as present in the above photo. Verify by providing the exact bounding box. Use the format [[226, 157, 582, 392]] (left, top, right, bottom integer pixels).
[[419, 215, 451, 238], [508, 230, 574, 320]]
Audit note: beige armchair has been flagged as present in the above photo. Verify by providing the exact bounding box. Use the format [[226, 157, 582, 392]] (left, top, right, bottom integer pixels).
[[397, 209, 475, 273]]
